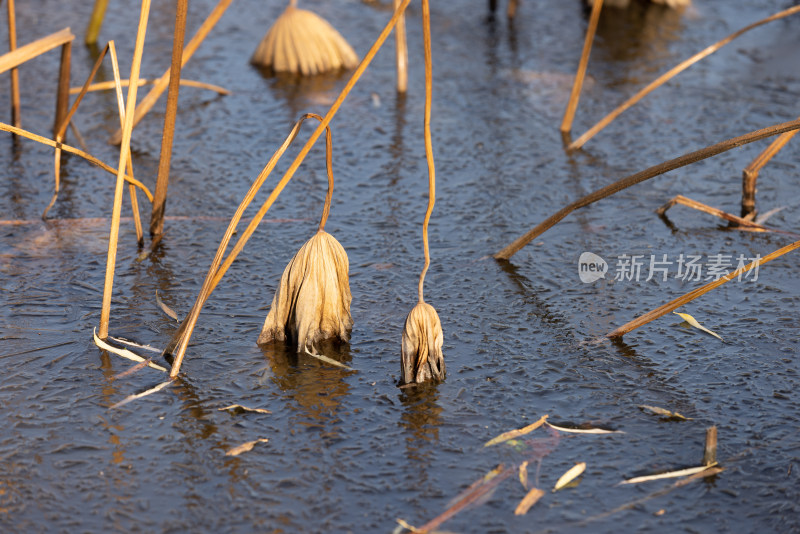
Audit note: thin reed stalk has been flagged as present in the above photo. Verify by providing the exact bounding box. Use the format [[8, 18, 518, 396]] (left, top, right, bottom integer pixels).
[[98, 0, 152, 340], [494, 118, 800, 261], [85, 0, 109, 45], [165, 0, 414, 375], [742, 122, 799, 217], [0, 121, 152, 200], [109, 0, 233, 145], [656, 195, 773, 233], [166, 113, 335, 376], [0, 28, 75, 73], [69, 78, 229, 95], [560, 0, 602, 134], [417, 0, 436, 304], [394, 0, 408, 93], [6, 0, 20, 128], [53, 40, 71, 137], [568, 5, 800, 151], [608, 238, 800, 339], [150, 0, 189, 238]]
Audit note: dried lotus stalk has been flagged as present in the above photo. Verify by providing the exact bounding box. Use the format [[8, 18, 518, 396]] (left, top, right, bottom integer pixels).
[[251, 1, 358, 76], [258, 230, 352, 351]]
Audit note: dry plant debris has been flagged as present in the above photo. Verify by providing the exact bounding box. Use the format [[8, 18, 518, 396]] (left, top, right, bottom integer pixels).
[[93, 328, 167, 372], [484, 415, 549, 447], [514, 487, 545, 515], [218, 404, 272, 415], [639, 405, 691, 421], [400, 301, 445, 385], [673, 311, 723, 340], [553, 462, 586, 491], [620, 463, 719, 485], [251, 1, 358, 75], [225, 438, 270, 457]]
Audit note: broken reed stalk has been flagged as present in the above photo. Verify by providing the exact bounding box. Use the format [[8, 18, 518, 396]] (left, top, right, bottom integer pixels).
[[742, 122, 799, 217], [560, 0, 602, 134], [165, 113, 335, 376], [54, 38, 71, 138], [568, 5, 800, 151], [394, 0, 407, 93], [165, 0, 414, 376], [150, 0, 188, 238], [0, 28, 75, 73], [6, 0, 20, 128], [98, 0, 152, 340], [0, 121, 152, 200], [69, 79, 230, 96], [656, 194, 771, 232], [85, 0, 109, 45], [607, 238, 800, 339], [493, 118, 800, 261], [703, 426, 717, 465], [108, 0, 233, 145]]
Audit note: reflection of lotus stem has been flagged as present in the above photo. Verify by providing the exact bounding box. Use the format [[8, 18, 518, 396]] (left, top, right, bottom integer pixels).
[[418, 0, 435, 303]]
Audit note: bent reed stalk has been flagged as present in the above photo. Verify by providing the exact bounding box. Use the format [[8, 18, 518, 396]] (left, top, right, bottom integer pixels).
[[494, 118, 800, 261], [568, 5, 800, 151], [165, 0, 414, 376]]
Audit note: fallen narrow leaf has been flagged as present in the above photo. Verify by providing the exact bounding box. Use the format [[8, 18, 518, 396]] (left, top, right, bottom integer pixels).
[[519, 461, 529, 489], [553, 462, 586, 491], [109, 379, 174, 409], [620, 463, 718, 485], [484, 415, 549, 447], [304, 347, 353, 370], [107, 335, 160, 353], [639, 405, 691, 421], [514, 487, 545, 515], [218, 404, 272, 415], [155, 290, 179, 322], [225, 438, 269, 456], [94, 328, 167, 372], [395, 518, 422, 533], [546, 422, 623, 434], [673, 311, 722, 340]]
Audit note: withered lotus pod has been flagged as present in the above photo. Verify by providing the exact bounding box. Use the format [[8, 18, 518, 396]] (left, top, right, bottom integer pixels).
[[251, 2, 359, 76], [258, 230, 352, 351], [400, 301, 445, 385]]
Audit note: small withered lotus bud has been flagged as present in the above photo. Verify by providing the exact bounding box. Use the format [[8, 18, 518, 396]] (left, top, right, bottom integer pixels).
[[258, 231, 353, 351], [400, 301, 445, 385]]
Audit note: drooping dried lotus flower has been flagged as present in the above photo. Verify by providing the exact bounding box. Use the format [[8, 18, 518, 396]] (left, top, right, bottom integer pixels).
[[400, 301, 445, 385], [251, 1, 359, 76], [258, 230, 352, 351]]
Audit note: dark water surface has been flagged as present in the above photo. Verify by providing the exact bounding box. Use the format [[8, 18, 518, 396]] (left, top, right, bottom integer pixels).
[[2, 1, 799, 532]]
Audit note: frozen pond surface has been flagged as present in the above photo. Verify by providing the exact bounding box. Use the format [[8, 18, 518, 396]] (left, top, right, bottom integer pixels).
[[1, 0, 799, 532]]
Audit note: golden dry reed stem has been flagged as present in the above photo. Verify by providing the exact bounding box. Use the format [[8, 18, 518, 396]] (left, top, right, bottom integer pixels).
[[53, 41, 71, 137], [318, 125, 334, 232], [741, 124, 799, 217], [85, 0, 109, 45], [109, 0, 233, 145], [150, 0, 189, 238], [6, 0, 20, 128], [607, 238, 800, 339], [394, 0, 408, 93], [167, 114, 333, 375], [98, 0, 151, 340], [568, 5, 800, 151], [493, 118, 800, 261], [0, 121, 152, 200], [0, 28, 75, 73], [417, 0, 436, 303], [167, 0, 414, 374], [656, 195, 769, 232], [560, 0, 602, 134], [69, 79, 230, 96]]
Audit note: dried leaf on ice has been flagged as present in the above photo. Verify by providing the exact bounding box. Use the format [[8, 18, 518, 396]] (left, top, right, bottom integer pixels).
[[258, 231, 353, 352], [620, 463, 718, 485], [546, 422, 623, 434], [225, 438, 270, 457], [93, 328, 167, 372], [553, 462, 586, 491], [304, 346, 353, 370], [519, 461, 529, 489], [155, 290, 179, 322], [400, 301, 445, 385], [107, 335, 160, 353], [218, 404, 272, 415], [514, 487, 545, 515], [250, 4, 359, 75], [673, 311, 722, 340], [484, 415, 549, 447], [109, 379, 174, 409], [639, 405, 692, 421]]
